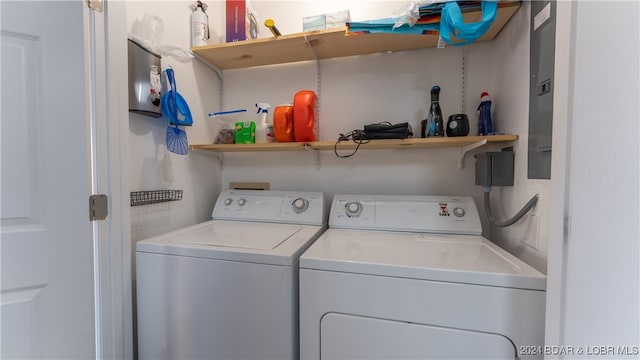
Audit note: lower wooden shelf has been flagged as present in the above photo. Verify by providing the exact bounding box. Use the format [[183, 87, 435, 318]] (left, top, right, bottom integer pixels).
[[190, 135, 518, 152]]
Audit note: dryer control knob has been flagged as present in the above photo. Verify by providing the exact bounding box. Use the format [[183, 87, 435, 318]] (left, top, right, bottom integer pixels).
[[345, 201, 362, 217], [453, 207, 466, 217], [224, 198, 233, 206], [237, 198, 247, 206], [292, 198, 309, 213]]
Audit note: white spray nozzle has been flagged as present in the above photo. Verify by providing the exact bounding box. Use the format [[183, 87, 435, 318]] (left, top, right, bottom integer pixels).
[[256, 103, 271, 113]]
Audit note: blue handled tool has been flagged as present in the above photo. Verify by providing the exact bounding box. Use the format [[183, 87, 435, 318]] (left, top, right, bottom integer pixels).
[[163, 67, 189, 155]]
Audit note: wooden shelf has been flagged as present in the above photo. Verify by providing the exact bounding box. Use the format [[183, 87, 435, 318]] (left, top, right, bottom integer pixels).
[[190, 135, 518, 152], [192, 2, 521, 70]]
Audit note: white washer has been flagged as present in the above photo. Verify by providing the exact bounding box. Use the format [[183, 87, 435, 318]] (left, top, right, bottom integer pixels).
[[300, 194, 546, 360], [136, 189, 326, 359]]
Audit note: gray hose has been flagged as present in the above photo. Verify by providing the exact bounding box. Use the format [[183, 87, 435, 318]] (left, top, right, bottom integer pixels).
[[483, 189, 539, 227]]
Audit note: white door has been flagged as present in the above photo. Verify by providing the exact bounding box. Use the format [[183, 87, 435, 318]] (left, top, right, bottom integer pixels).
[[1, 1, 96, 358]]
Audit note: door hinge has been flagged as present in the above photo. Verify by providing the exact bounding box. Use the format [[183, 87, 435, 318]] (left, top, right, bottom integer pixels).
[[89, 194, 108, 221], [87, 0, 104, 13]]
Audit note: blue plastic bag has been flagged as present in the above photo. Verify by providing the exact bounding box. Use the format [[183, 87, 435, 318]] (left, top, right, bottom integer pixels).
[[439, 1, 498, 46]]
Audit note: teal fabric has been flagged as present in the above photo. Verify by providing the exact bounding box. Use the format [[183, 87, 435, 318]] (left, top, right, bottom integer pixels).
[[348, 20, 439, 35]]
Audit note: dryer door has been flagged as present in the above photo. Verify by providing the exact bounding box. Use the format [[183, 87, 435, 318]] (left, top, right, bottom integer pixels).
[[321, 313, 517, 359]]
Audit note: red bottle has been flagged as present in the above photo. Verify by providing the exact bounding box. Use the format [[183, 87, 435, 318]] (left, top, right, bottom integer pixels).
[[273, 104, 294, 142], [293, 90, 318, 142]]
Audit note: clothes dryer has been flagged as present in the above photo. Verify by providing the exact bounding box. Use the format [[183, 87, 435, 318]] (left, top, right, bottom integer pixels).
[[136, 189, 325, 359], [300, 194, 546, 360]]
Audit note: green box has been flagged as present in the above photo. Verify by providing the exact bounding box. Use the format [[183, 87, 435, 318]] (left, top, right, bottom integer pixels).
[[234, 121, 256, 144]]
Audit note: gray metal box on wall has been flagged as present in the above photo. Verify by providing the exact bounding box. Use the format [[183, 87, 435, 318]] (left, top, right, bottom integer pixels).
[[528, 1, 556, 179], [475, 151, 515, 187], [128, 39, 162, 117]]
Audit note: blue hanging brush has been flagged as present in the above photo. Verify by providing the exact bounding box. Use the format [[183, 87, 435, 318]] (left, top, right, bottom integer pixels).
[[164, 68, 189, 155]]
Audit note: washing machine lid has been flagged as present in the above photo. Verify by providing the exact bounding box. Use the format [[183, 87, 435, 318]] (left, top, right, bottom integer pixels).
[[136, 220, 326, 266], [300, 229, 546, 290], [171, 221, 299, 249]]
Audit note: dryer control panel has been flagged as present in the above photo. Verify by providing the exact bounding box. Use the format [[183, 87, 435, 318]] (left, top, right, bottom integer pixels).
[[212, 190, 325, 226], [329, 194, 482, 235]]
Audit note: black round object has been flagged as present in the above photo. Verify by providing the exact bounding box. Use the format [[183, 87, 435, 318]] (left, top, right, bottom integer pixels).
[[446, 113, 470, 137]]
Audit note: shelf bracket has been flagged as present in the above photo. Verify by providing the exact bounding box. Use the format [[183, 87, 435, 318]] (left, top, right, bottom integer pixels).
[[192, 52, 224, 110], [214, 152, 225, 170], [193, 52, 223, 81], [304, 143, 321, 169], [459, 139, 487, 169]]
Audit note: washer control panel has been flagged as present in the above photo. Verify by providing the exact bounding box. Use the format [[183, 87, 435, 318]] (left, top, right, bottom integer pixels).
[[212, 190, 325, 225], [330, 194, 482, 235]]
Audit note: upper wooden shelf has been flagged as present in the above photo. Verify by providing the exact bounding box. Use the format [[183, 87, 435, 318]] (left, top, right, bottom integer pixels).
[[190, 135, 518, 152], [192, 2, 520, 70]]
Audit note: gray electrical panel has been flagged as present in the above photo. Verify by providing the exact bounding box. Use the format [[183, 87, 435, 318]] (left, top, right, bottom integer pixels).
[[528, 1, 556, 179]]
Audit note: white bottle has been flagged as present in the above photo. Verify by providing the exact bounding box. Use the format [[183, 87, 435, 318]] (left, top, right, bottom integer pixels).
[[255, 103, 274, 143], [191, 1, 209, 47]]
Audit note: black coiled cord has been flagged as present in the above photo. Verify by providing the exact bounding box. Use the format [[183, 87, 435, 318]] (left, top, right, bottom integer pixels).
[[334, 130, 370, 158]]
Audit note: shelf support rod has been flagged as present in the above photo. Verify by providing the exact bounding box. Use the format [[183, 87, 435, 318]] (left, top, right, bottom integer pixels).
[[459, 139, 487, 169]]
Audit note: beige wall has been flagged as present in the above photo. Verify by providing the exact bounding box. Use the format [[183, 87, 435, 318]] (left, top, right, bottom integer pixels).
[[126, 1, 223, 242]]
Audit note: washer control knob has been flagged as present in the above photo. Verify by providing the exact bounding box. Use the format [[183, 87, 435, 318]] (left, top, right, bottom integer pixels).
[[453, 207, 466, 217], [237, 198, 247, 206], [224, 198, 233, 206], [345, 201, 362, 217], [292, 198, 309, 213]]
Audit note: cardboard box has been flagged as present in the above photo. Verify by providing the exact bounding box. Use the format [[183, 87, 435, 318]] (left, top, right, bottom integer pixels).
[[234, 121, 256, 144], [226, 0, 258, 42], [303, 10, 350, 32]]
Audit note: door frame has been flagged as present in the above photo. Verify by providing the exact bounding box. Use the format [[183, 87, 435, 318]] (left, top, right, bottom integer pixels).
[[89, 1, 132, 358], [544, 0, 574, 349], [545, 0, 640, 352]]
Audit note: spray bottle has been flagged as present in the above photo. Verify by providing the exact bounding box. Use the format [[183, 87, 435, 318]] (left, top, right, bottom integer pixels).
[[190, 1, 209, 47], [255, 103, 274, 143], [421, 85, 444, 137]]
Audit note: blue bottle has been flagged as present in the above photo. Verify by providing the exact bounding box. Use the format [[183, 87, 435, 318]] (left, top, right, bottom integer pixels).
[[477, 91, 493, 135]]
